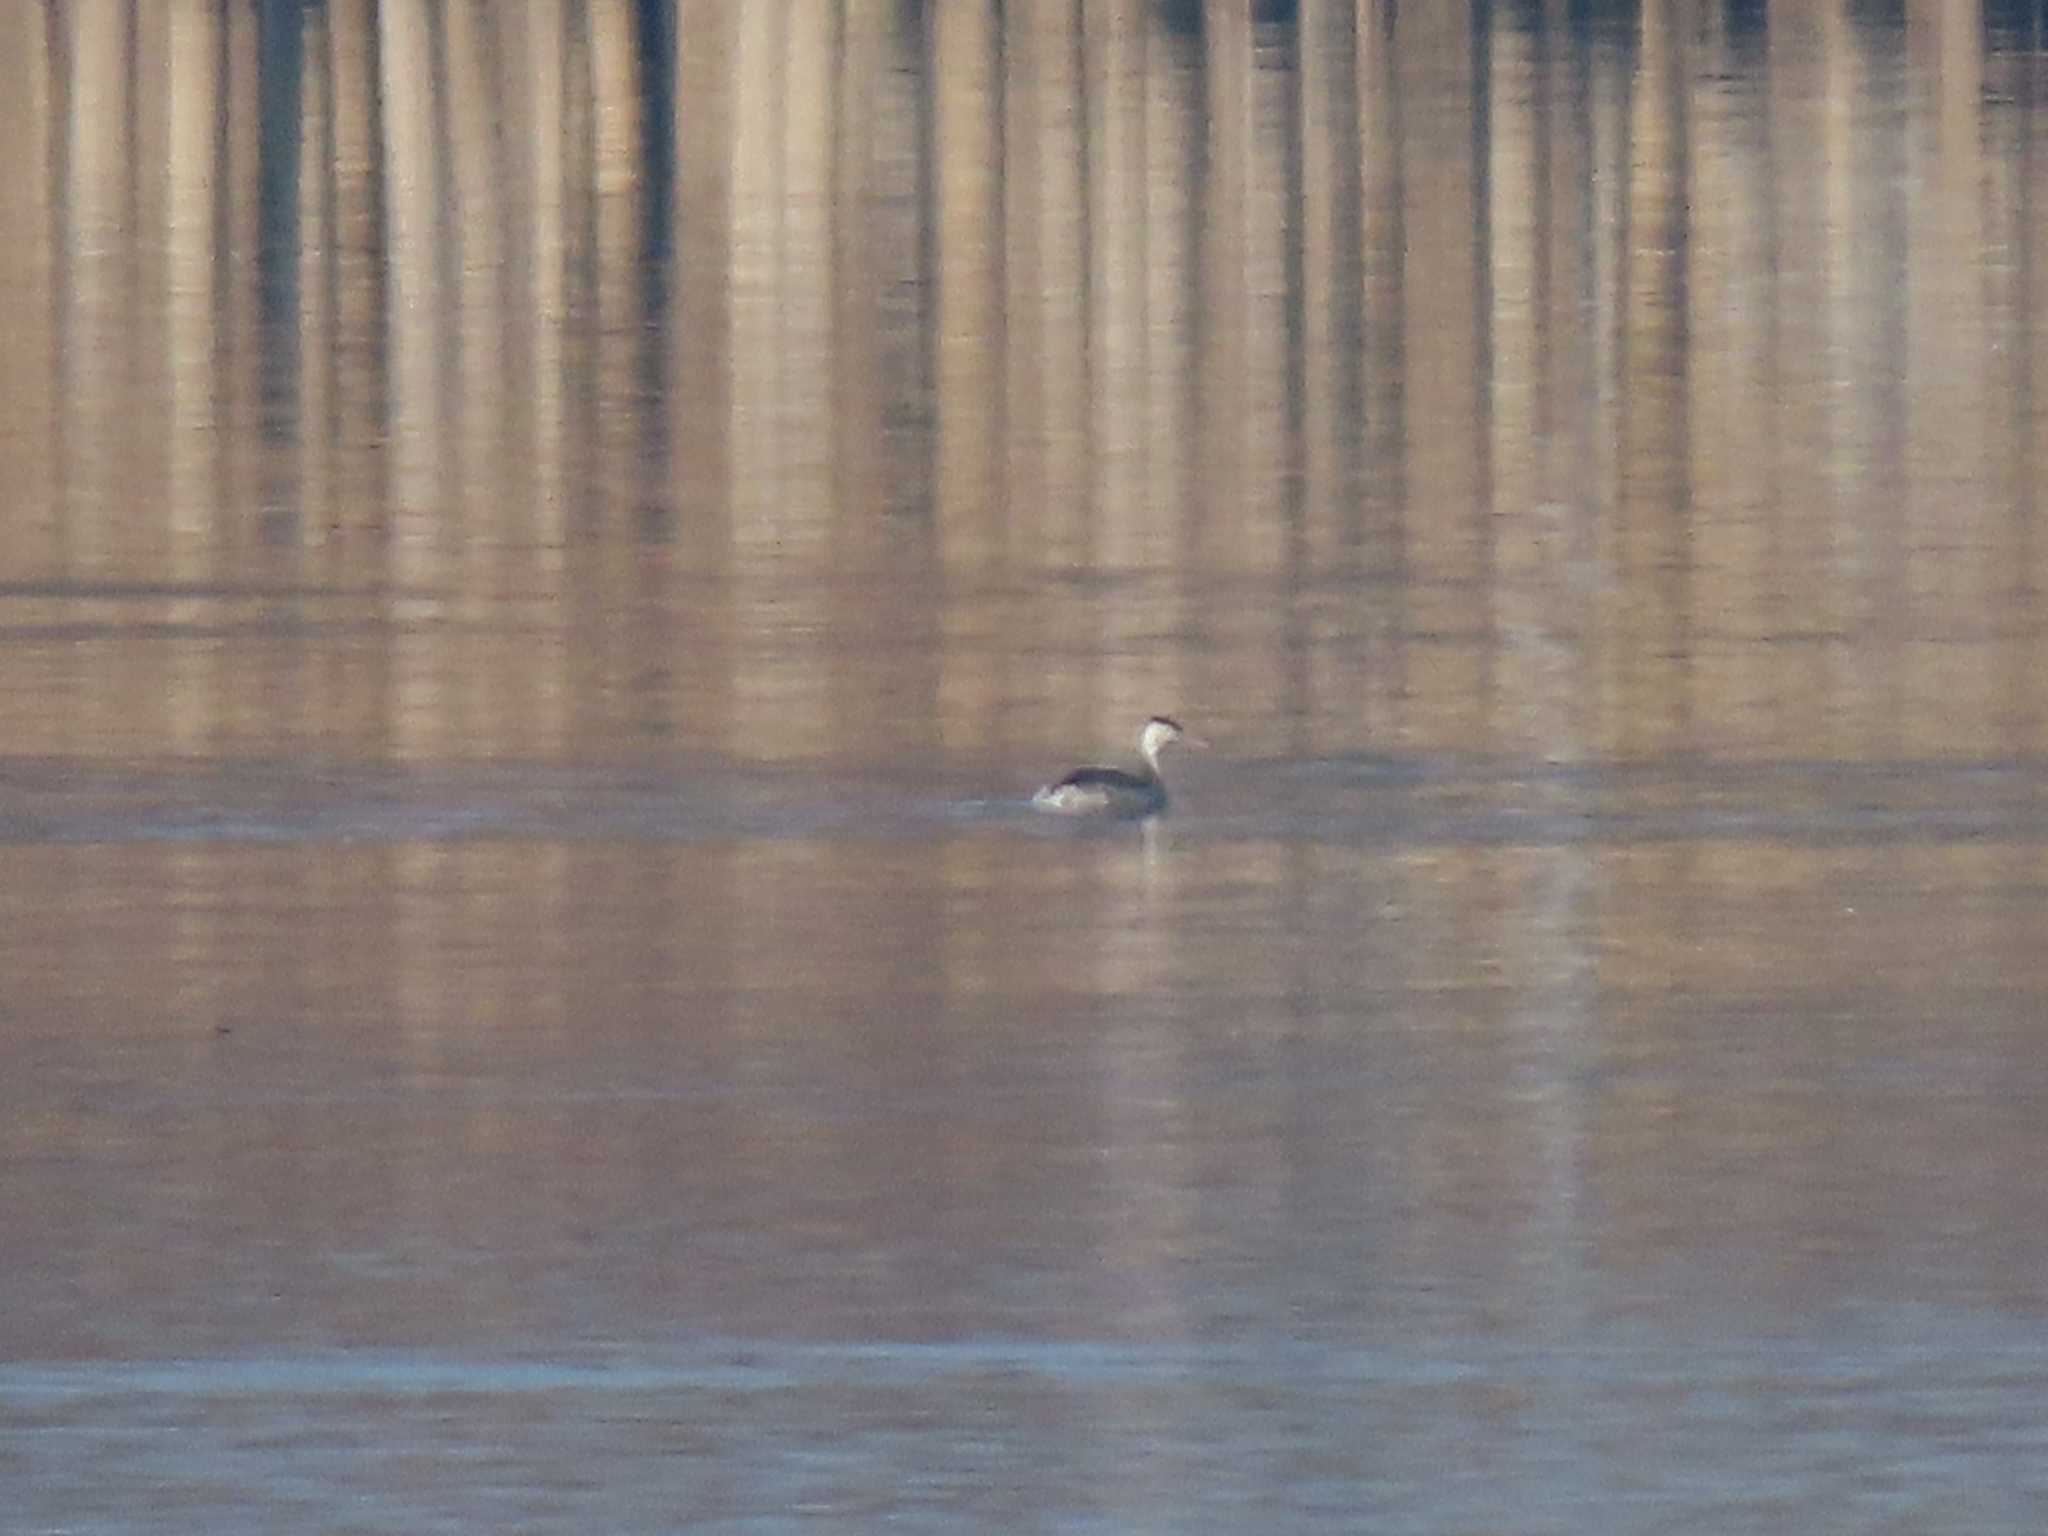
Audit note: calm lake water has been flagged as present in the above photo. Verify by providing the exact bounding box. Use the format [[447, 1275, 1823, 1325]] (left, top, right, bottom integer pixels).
[[6, 2, 2048, 1531]]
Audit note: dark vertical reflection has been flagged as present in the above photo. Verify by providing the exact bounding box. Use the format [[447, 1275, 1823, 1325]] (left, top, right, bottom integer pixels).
[[43, 4, 75, 561], [558, 0, 602, 531], [1195, 0, 1245, 574], [256, 0, 305, 551], [1295, 0, 1361, 572], [637, 0, 676, 274], [636, 0, 677, 540], [256, 0, 305, 337], [672, 0, 731, 572], [1398, 3, 1488, 748], [831, 0, 878, 543], [1469, 0, 1498, 742], [929, 0, 1002, 577], [1608, 0, 1690, 757], [1084, 0, 1152, 565], [300, 3, 336, 543], [1144, 9, 1201, 590], [1354, 0, 1407, 742]]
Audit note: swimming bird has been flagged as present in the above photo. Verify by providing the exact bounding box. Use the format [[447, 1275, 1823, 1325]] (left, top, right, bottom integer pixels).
[[1031, 716, 1205, 818]]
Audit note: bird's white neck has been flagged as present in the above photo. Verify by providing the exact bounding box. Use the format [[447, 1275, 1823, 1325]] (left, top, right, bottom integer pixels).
[[1138, 725, 1174, 773]]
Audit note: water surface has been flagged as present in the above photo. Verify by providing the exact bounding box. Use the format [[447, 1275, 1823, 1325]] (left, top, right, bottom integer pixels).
[[5, 3, 2048, 1531]]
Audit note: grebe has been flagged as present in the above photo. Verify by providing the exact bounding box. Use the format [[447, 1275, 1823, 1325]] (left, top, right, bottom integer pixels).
[[1032, 716, 1205, 818]]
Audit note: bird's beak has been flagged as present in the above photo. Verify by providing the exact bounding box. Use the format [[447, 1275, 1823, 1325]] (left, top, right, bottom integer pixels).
[[1182, 732, 1210, 750]]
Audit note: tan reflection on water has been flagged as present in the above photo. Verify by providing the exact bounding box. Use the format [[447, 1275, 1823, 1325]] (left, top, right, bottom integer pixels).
[[7, 4, 2046, 762], [7, 3, 2048, 1525]]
